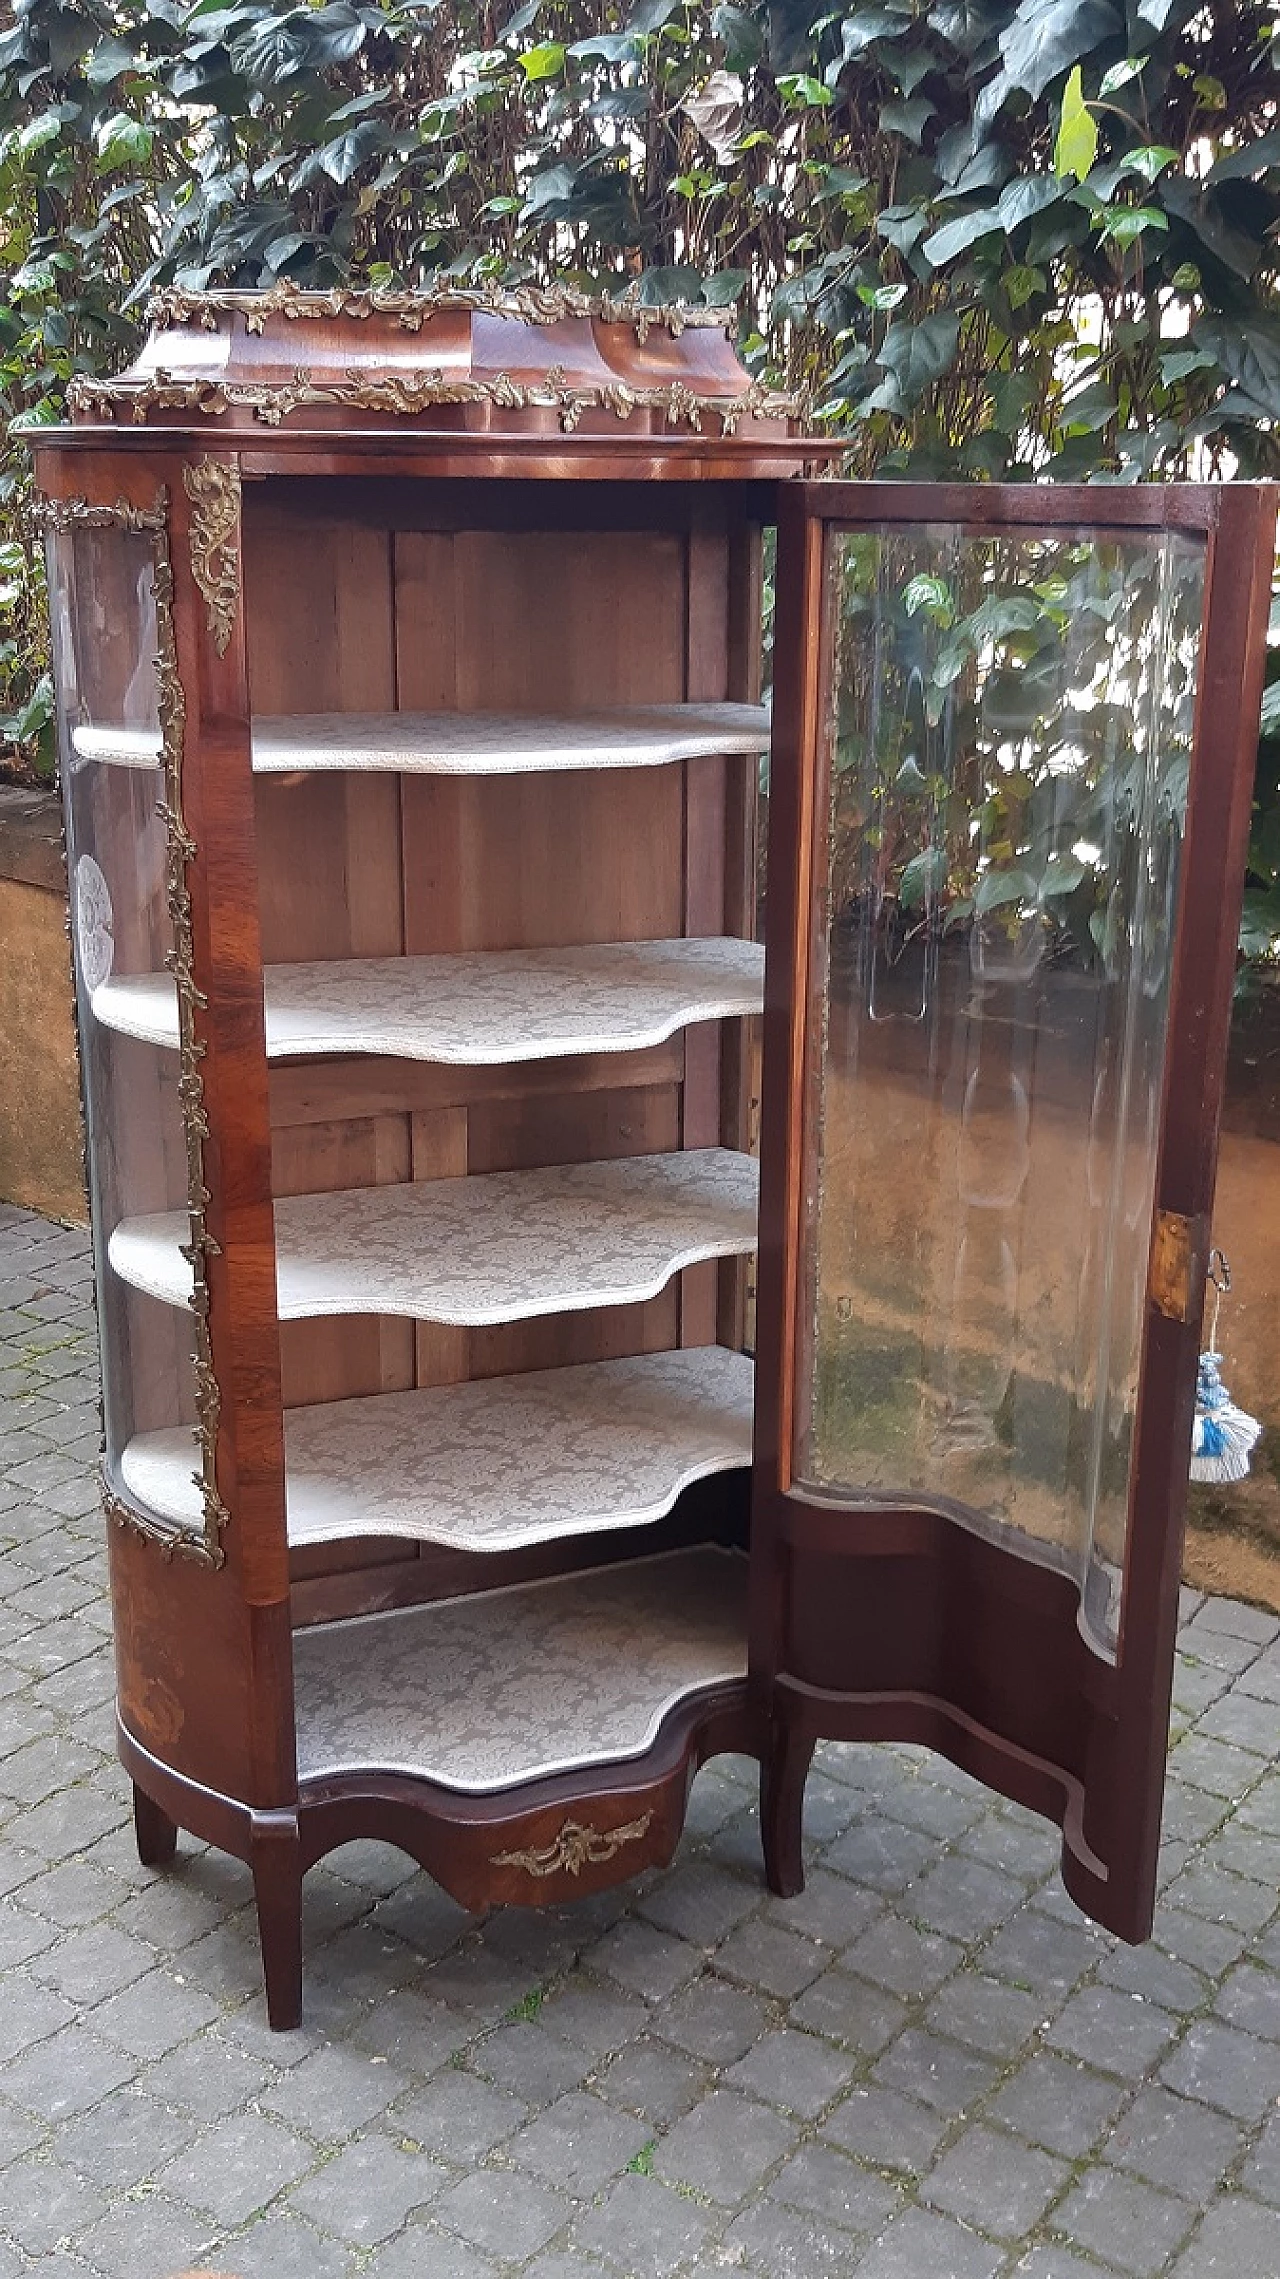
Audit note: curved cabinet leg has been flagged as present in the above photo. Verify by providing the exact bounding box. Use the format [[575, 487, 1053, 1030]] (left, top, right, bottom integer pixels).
[[761, 1719, 815, 1899], [250, 1813, 304, 2032], [133, 1781, 178, 1867]]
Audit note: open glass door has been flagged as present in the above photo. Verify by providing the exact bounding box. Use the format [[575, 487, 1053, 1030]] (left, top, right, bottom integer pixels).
[[753, 481, 1276, 1939]]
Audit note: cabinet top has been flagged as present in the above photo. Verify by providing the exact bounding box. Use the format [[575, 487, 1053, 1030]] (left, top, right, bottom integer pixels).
[[43, 279, 820, 476]]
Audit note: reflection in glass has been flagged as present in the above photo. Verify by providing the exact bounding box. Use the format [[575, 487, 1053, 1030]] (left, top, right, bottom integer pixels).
[[793, 524, 1206, 1658], [49, 524, 200, 1530]]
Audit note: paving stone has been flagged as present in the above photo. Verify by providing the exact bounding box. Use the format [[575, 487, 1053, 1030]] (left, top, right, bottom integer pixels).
[[651, 1973, 768, 2064], [1166, 1861, 1278, 1937], [435, 2165, 571, 2260], [2, 2023, 137, 2120], [538, 1976, 648, 2056], [636, 1861, 760, 1946], [1096, 1938, 1209, 2016], [390, 2067, 527, 2162], [727, 2024, 858, 2117], [289, 2131, 448, 2246], [762, 1865, 883, 1949], [1103, 2083, 1245, 2205], [987, 2051, 1130, 2158], [653, 2088, 797, 2204], [720, 2192, 866, 2277], [873, 2027, 1000, 2116], [79, 2190, 215, 2278], [507, 2088, 649, 2195], [1047, 1985, 1180, 2079], [1213, 1958, 1280, 2043], [770, 2140, 901, 2233], [977, 1905, 1101, 2000], [790, 1964, 908, 2055], [588, 1916, 704, 2002], [713, 1916, 825, 1999], [1170, 2195, 1280, 2277], [0, 1974, 75, 2062], [820, 2083, 948, 2174], [905, 1853, 1026, 1943], [1055, 2164, 1201, 2275], [51, 2087, 194, 2190], [472, 2018, 593, 2102], [160, 2109, 318, 2226], [841, 1914, 964, 2001], [595, 2036, 706, 2126], [925, 1971, 1047, 2058], [851, 2202, 1004, 2279], [572, 2171, 716, 2277], [824, 1814, 940, 1895], [923, 2122, 1070, 2236], [1012, 2251, 1131, 2279], [145, 2029, 276, 2118], [1189, 1598, 1279, 1646], [0, 2099, 44, 2169], [361, 2225, 497, 2279], [0, 2151, 109, 2255], [217, 2211, 356, 2278], [1153, 1904, 1252, 1978], [1242, 2112, 1280, 2207], [257, 2040, 407, 2141], [1161, 2016, 1280, 2120], [346, 1988, 473, 2073]]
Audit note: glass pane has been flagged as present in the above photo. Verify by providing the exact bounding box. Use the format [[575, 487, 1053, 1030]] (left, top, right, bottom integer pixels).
[[793, 521, 1206, 1658], [49, 523, 202, 1538]]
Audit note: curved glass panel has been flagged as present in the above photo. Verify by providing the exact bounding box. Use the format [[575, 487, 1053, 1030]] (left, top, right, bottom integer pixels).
[[48, 522, 201, 1538], [792, 522, 1207, 1658]]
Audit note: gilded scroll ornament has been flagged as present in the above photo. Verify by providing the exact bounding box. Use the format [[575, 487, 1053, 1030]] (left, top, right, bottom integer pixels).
[[33, 488, 228, 1568], [182, 457, 241, 657], [146, 278, 736, 340], [69, 367, 799, 436], [493, 1812, 654, 1879]]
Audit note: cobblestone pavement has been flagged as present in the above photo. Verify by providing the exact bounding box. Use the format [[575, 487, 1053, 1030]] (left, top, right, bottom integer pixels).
[[1, 1201, 1279, 2279]]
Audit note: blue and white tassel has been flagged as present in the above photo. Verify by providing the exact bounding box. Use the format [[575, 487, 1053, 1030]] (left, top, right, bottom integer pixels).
[[1190, 1254, 1262, 1485]]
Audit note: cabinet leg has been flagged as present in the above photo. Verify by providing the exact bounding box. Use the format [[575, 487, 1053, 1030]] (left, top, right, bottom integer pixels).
[[251, 1815, 304, 2031], [132, 1781, 178, 1867], [761, 1720, 815, 1899]]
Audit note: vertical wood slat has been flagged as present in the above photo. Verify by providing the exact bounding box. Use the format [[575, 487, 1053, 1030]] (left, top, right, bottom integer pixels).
[[680, 513, 731, 1348]]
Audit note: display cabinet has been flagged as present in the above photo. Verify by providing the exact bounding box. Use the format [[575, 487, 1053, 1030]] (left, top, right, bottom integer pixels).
[[31, 286, 1274, 2027]]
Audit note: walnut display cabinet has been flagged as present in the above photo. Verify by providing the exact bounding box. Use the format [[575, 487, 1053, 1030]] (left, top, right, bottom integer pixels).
[[32, 286, 1275, 2030]]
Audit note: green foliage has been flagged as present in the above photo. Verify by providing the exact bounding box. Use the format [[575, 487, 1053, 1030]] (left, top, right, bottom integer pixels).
[[0, 0, 1276, 941]]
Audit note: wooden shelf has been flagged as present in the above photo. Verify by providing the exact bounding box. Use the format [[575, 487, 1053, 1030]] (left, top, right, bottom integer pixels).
[[120, 1345, 753, 1551], [108, 1148, 759, 1326], [72, 702, 771, 778], [292, 1546, 748, 1792], [91, 937, 764, 1064]]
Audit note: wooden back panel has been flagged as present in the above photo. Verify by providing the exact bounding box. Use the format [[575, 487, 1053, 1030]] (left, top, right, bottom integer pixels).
[[240, 477, 761, 1603]]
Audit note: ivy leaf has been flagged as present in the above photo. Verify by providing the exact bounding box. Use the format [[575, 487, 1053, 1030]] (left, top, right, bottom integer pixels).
[[1053, 67, 1097, 183], [711, 3, 763, 68], [1097, 203, 1168, 245], [316, 120, 387, 183], [865, 312, 961, 411], [840, 7, 911, 56], [879, 95, 936, 143], [519, 42, 565, 79], [94, 113, 153, 173], [975, 865, 1037, 912], [1039, 853, 1086, 897], [1099, 56, 1145, 91], [899, 847, 949, 909], [1001, 0, 1121, 103], [923, 207, 1002, 264], [1126, 144, 1179, 182], [903, 573, 955, 621], [998, 173, 1063, 229], [1210, 130, 1280, 185]]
